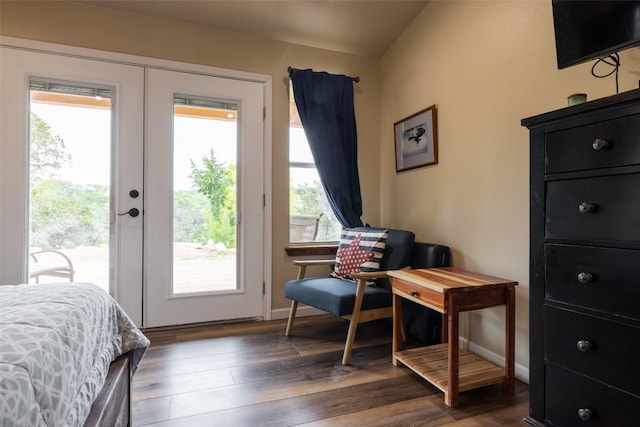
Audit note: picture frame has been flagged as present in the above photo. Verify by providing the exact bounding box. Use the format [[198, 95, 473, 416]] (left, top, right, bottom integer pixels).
[[394, 105, 438, 172]]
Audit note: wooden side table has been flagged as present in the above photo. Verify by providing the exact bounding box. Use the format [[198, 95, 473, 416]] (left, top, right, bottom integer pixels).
[[388, 267, 517, 407]]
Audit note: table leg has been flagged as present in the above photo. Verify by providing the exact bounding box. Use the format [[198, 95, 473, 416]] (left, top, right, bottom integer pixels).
[[441, 312, 448, 344], [504, 285, 516, 393], [446, 292, 459, 407], [392, 293, 403, 367]]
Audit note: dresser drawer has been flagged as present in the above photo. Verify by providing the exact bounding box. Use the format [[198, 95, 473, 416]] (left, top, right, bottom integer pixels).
[[544, 306, 640, 395], [545, 365, 640, 427], [546, 173, 640, 242], [545, 114, 640, 174], [545, 244, 640, 320]]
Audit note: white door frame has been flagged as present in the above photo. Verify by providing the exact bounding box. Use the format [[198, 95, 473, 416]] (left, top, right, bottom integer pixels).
[[0, 36, 273, 323]]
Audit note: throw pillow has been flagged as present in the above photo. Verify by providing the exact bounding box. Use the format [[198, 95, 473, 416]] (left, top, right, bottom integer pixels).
[[332, 228, 388, 282]]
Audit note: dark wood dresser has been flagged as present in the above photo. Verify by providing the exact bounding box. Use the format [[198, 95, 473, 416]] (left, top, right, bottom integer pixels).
[[522, 89, 640, 427]]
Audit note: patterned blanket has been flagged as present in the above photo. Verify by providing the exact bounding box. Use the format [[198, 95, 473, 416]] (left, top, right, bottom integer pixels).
[[0, 283, 149, 427]]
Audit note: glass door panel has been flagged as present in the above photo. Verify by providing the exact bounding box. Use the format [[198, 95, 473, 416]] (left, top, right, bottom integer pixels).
[[29, 82, 111, 292], [172, 99, 238, 294]]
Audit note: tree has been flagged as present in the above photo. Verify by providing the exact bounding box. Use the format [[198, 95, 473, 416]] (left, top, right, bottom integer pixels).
[[190, 150, 237, 247], [30, 181, 109, 249], [30, 113, 71, 182], [173, 189, 209, 243]]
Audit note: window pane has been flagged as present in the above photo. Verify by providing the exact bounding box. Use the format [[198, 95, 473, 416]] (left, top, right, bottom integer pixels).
[[29, 84, 111, 293], [289, 127, 314, 163], [289, 167, 341, 242]]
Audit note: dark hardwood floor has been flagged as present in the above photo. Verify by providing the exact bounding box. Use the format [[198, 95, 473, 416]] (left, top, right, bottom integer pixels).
[[132, 315, 528, 426]]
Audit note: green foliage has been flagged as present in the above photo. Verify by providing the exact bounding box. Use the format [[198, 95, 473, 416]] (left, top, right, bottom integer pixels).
[[190, 150, 237, 248], [29, 112, 95, 249], [30, 113, 71, 182], [173, 190, 209, 243], [30, 180, 109, 249], [290, 180, 341, 241], [28, 114, 240, 250], [28, 112, 240, 250]]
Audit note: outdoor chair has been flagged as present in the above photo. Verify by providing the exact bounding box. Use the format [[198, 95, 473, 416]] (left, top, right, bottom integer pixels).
[[289, 213, 323, 242], [29, 250, 75, 283]]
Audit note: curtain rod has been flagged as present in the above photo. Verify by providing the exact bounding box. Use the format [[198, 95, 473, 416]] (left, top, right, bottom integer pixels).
[[287, 66, 360, 83]]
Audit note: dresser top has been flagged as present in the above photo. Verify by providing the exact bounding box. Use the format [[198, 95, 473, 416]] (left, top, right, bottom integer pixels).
[[522, 87, 640, 129], [388, 267, 517, 294]]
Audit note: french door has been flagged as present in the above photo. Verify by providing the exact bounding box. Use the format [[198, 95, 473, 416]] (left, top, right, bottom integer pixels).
[[0, 44, 266, 328], [0, 47, 144, 323], [144, 68, 265, 328]]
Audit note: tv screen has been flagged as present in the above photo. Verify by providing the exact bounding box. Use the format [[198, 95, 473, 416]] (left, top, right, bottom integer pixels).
[[552, 0, 640, 69]]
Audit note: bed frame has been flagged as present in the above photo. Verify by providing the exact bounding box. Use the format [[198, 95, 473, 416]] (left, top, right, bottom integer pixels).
[[84, 352, 133, 427]]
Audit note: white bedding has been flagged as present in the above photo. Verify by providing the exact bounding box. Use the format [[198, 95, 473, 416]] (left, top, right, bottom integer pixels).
[[0, 283, 149, 427]]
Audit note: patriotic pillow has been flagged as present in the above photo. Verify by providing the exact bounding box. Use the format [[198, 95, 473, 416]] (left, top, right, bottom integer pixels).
[[331, 228, 388, 283]]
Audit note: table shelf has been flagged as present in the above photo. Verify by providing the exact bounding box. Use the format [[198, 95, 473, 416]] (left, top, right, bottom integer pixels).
[[394, 344, 505, 393]]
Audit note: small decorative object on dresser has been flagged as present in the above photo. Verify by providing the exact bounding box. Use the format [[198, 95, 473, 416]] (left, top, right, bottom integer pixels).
[[394, 105, 438, 172], [522, 88, 640, 427], [567, 93, 587, 106]]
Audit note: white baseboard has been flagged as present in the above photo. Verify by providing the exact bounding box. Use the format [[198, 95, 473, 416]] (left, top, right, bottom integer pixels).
[[460, 337, 529, 384]]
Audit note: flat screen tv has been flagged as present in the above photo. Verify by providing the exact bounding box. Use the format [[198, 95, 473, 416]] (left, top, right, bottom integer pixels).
[[552, 0, 640, 69]]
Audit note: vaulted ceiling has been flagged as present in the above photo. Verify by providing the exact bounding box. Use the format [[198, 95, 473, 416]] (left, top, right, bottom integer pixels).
[[77, 0, 429, 57]]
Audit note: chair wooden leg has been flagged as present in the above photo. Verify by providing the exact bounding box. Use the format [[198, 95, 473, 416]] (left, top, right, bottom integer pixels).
[[342, 279, 367, 365], [285, 300, 298, 336], [342, 317, 359, 365]]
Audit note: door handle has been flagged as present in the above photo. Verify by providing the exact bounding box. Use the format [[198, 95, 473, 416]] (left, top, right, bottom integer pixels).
[[118, 208, 140, 217]]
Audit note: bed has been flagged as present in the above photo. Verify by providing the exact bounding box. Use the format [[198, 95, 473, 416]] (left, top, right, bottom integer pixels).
[[0, 282, 149, 427]]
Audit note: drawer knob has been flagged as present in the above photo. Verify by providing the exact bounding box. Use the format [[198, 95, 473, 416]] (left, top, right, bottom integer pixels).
[[410, 290, 418, 297], [578, 202, 596, 214], [577, 272, 593, 284], [576, 340, 592, 352], [578, 408, 593, 421], [592, 138, 608, 150]]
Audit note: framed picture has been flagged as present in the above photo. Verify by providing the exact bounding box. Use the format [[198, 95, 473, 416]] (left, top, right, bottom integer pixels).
[[394, 105, 438, 172]]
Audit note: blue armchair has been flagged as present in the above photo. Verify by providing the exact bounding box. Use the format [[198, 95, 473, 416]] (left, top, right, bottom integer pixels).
[[284, 227, 450, 364]]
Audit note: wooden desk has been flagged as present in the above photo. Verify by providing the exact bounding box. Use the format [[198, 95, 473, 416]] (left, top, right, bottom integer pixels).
[[388, 267, 517, 407]]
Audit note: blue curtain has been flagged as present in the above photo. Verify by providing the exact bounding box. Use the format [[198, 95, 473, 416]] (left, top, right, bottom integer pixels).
[[289, 68, 363, 228]]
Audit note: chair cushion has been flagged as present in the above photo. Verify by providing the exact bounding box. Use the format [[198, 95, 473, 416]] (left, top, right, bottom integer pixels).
[[331, 228, 388, 282], [284, 277, 392, 316]]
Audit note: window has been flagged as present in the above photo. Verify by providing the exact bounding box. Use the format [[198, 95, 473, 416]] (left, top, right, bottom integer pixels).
[[289, 85, 341, 243]]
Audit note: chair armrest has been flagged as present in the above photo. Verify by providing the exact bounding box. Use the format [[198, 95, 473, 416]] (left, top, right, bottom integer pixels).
[[350, 271, 388, 281], [292, 259, 336, 267], [292, 259, 335, 280], [30, 250, 74, 269]]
